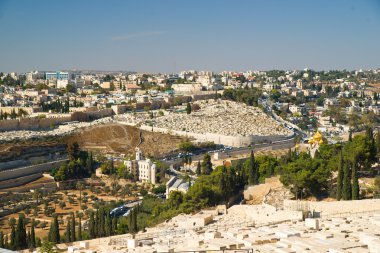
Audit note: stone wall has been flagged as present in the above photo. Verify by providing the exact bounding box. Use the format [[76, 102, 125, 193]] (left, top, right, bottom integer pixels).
[[140, 125, 293, 147], [191, 93, 217, 101], [0, 106, 41, 114], [0, 119, 19, 130], [86, 108, 113, 119], [283, 199, 380, 217], [0, 159, 67, 182], [0, 173, 42, 190], [0, 159, 29, 171], [228, 204, 303, 225], [136, 102, 152, 110], [71, 109, 115, 122], [111, 104, 133, 115], [0, 116, 71, 131]]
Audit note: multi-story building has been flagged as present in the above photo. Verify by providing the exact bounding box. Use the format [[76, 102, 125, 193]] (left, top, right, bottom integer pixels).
[[124, 148, 156, 184], [46, 71, 70, 81]]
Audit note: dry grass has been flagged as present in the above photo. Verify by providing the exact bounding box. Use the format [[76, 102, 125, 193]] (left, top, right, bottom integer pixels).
[[66, 123, 187, 157]]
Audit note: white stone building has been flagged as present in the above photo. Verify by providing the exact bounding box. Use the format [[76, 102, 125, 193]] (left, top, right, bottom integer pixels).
[[166, 176, 190, 199], [124, 148, 156, 184]]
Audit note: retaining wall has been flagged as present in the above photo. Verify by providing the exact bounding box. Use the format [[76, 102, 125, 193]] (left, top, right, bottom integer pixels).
[[140, 125, 293, 147], [0, 117, 71, 131], [283, 199, 380, 216], [0, 173, 42, 190], [86, 108, 113, 119], [0, 159, 29, 171], [0, 159, 68, 182]]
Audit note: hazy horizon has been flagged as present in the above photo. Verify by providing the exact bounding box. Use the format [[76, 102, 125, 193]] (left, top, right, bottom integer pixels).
[[1, 0, 380, 73]]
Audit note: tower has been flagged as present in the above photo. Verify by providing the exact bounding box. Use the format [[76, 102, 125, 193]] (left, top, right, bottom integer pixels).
[[135, 147, 143, 161], [150, 163, 156, 185]]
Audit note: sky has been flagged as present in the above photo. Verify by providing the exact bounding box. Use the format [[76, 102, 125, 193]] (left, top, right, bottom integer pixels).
[[0, 0, 380, 73]]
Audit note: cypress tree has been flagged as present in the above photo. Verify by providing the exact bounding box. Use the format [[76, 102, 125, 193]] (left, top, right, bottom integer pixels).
[[99, 209, 105, 237], [352, 159, 360, 200], [71, 213, 76, 242], [248, 151, 256, 185], [348, 129, 352, 142], [78, 213, 83, 241], [342, 163, 351, 200], [196, 161, 201, 176], [0, 231, 4, 248], [376, 130, 380, 158], [219, 170, 227, 203], [254, 159, 260, 185], [10, 224, 16, 250], [30, 220, 36, 249], [366, 127, 377, 162], [112, 217, 118, 235], [65, 219, 71, 242], [15, 215, 27, 250], [89, 212, 95, 239], [186, 102, 192, 114], [336, 152, 344, 200], [128, 210, 133, 233], [94, 210, 99, 238], [105, 214, 111, 236], [86, 152, 93, 175], [133, 207, 138, 233], [49, 215, 60, 243], [201, 154, 213, 175]]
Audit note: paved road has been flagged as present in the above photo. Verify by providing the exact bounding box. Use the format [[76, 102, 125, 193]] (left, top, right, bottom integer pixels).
[[164, 136, 296, 167]]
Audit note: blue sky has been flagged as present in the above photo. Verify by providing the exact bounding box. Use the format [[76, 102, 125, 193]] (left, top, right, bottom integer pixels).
[[0, 0, 379, 73]]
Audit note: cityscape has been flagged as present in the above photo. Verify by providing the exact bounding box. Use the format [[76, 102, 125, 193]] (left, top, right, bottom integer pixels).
[[1, 1, 380, 253]]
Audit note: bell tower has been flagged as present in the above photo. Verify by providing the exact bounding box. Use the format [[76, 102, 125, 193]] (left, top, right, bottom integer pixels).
[[135, 147, 143, 161]]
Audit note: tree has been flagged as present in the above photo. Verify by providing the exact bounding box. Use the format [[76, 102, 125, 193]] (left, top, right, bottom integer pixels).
[[77, 212, 83, 241], [59, 201, 66, 210], [48, 215, 60, 243], [179, 141, 195, 152], [219, 167, 228, 204], [196, 161, 201, 176], [71, 213, 76, 242], [40, 241, 57, 253], [89, 212, 95, 239], [65, 219, 71, 242], [0, 231, 4, 248], [342, 163, 351, 200], [68, 142, 80, 160], [336, 151, 344, 200], [15, 215, 27, 250], [77, 182, 85, 207], [376, 130, 380, 159], [86, 152, 94, 175], [352, 158, 359, 200], [105, 214, 112, 236], [248, 151, 258, 185], [30, 220, 36, 249], [201, 154, 213, 175], [186, 102, 192, 114], [9, 218, 16, 250], [33, 189, 42, 205]]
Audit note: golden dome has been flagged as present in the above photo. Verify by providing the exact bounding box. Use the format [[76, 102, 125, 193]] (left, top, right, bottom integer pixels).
[[313, 131, 322, 141]]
